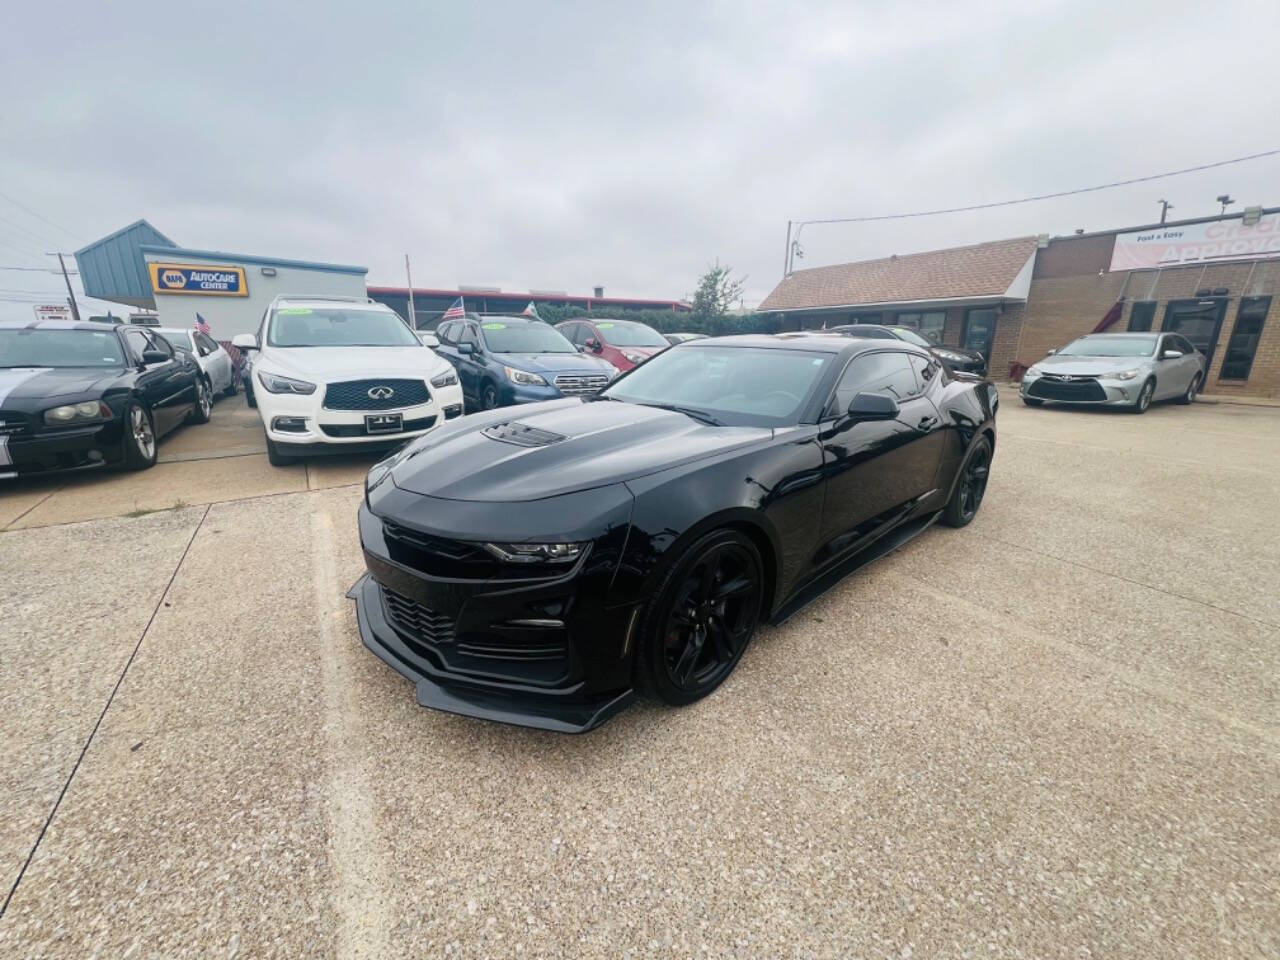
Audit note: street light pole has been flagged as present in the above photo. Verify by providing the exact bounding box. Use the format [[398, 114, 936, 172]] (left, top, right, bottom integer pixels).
[[782, 220, 792, 277]]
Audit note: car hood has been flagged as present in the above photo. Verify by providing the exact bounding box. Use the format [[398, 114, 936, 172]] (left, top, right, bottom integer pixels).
[[261, 345, 451, 380], [391, 398, 770, 502], [1033, 354, 1155, 374], [489, 353, 616, 375], [0, 366, 124, 402], [612, 345, 665, 357]]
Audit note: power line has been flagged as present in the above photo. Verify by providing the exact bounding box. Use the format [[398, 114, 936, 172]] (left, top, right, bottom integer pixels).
[[0, 264, 73, 273], [0, 213, 62, 250], [0, 190, 84, 245], [794, 148, 1280, 227]]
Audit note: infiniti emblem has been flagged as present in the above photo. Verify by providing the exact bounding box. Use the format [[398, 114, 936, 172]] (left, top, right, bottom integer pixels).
[[367, 386, 395, 400]]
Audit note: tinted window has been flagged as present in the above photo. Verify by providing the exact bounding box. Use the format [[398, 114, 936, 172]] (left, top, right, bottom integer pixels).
[[593, 320, 668, 347], [830, 351, 918, 414], [1127, 301, 1156, 332], [197, 333, 219, 354], [603, 346, 833, 426], [908, 353, 935, 387], [895, 311, 946, 344], [1173, 336, 1196, 354], [1220, 296, 1270, 381], [0, 328, 127, 368], [437, 322, 458, 345], [459, 325, 479, 349]]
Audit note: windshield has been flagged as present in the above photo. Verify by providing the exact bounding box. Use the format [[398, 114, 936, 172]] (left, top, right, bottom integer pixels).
[[268, 307, 419, 347], [480, 321, 575, 354], [888, 327, 931, 348], [1056, 336, 1157, 358], [603, 345, 832, 426], [0, 328, 126, 368], [595, 321, 668, 347]]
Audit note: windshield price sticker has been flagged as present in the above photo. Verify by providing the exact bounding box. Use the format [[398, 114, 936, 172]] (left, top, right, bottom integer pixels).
[[276, 308, 314, 315], [482, 322, 506, 330], [597, 322, 615, 329]]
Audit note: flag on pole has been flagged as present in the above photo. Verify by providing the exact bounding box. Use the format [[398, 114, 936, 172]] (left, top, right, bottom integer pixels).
[[521, 301, 541, 320], [194, 313, 211, 335], [441, 297, 465, 321]]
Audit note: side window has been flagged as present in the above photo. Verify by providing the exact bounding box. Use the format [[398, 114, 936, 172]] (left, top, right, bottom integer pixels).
[[829, 351, 919, 415], [437, 322, 456, 345], [1175, 335, 1196, 355], [460, 325, 479, 350], [197, 333, 219, 354], [908, 354, 935, 389], [124, 329, 150, 363], [147, 332, 175, 359]]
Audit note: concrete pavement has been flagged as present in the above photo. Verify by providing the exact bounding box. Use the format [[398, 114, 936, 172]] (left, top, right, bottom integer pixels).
[[0, 395, 1276, 957]]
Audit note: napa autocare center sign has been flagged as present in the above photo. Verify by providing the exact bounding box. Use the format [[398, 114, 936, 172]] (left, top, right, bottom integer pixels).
[[148, 262, 248, 297], [1110, 213, 1280, 271]]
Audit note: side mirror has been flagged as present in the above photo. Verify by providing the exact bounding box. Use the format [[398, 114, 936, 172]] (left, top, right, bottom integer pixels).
[[1161, 349, 1183, 359], [232, 333, 258, 351], [457, 342, 475, 355], [586, 338, 602, 352], [1046, 348, 1056, 355], [575, 344, 585, 352], [418, 332, 440, 348], [141, 348, 170, 365], [847, 391, 900, 421]]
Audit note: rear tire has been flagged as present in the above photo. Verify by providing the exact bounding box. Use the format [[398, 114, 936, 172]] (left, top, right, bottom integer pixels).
[[942, 436, 992, 528], [265, 436, 297, 466], [122, 402, 158, 471], [481, 381, 500, 410], [1130, 378, 1155, 414], [1021, 397, 1044, 407], [245, 379, 257, 408], [224, 374, 238, 397], [186, 377, 212, 424], [634, 529, 763, 707], [1176, 373, 1201, 405]]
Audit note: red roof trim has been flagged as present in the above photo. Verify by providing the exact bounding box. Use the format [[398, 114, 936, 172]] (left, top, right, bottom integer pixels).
[[366, 285, 690, 309]]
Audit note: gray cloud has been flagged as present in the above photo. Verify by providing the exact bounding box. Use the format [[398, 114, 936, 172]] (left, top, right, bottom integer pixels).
[[2, 0, 1277, 319]]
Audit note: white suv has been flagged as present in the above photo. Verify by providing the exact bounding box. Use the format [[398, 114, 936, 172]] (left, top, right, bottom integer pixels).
[[233, 297, 464, 465]]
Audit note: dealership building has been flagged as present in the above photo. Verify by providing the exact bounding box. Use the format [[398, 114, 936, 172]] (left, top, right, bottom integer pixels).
[[761, 207, 1280, 397], [74, 220, 369, 341]]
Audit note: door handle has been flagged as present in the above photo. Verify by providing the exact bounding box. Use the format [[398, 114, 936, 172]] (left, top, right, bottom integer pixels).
[[916, 415, 938, 430]]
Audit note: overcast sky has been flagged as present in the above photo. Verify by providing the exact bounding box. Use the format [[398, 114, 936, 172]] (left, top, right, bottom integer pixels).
[[2, 0, 1278, 320]]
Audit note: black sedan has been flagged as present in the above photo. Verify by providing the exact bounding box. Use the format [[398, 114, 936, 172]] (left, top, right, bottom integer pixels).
[[826, 324, 987, 375], [351, 333, 996, 732], [0, 320, 211, 478]]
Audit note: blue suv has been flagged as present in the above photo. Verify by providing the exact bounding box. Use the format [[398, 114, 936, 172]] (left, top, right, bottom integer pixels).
[[433, 316, 617, 410]]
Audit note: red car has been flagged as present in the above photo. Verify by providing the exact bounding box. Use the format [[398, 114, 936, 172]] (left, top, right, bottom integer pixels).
[[555, 318, 669, 372]]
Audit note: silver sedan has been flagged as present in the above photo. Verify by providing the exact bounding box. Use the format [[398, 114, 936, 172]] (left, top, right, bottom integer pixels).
[[1020, 332, 1205, 413]]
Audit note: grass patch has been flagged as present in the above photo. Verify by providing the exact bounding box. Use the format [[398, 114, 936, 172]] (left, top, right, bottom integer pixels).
[[124, 499, 190, 519]]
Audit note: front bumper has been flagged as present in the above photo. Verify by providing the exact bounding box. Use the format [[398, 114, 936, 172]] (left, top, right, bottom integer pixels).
[[1021, 375, 1140, 405], [0, 421, 123, 478], [352, 491, 639, 733]]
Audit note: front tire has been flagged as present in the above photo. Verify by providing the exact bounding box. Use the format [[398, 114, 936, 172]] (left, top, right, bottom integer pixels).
[[265, 436, 297, 466], [481, 381, 500, 410], [942, 436, 992, 528], [187, 377, 213, 424], [122, 402, 158, 471], [245, 378, 257, 408], [223, 374, 238, 397], [1130, 378, 1155, 414], [1176, 373, 1201, 405], [635, 529, 763, 706]]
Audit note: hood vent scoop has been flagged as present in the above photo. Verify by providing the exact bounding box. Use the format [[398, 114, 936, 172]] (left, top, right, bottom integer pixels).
[[482, 421, 568, 448]]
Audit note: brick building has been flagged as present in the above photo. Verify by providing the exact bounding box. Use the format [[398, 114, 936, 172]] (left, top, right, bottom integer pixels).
[[761, 207, 1280, 397]]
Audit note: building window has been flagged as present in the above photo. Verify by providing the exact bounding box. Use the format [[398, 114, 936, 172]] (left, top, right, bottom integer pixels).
[[962, 307, 998, 359], [894, 311, 946, 344], [850, 312, 883, 325], [1127, 300, 1156, 332], [1219, 296, 1271, 381]]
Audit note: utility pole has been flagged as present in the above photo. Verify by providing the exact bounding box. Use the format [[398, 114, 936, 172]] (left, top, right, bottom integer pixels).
[[51, 252, 81, 322], [404, 254, 417, 329], [782, 220, 792, 277], [1158, 199, 1173, 224]]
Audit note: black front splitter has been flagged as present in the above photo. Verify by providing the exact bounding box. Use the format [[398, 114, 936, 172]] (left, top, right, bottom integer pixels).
[[348, 573, 635, 734]]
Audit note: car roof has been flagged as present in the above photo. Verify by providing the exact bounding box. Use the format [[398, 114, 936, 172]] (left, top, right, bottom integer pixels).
[[0, 319, 123, 332], [152, 327, 197, 336], [688, 332, 922, 356], [271, 296, 387, 311]]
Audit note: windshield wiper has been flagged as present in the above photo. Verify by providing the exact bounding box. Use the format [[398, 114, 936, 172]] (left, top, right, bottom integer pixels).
[[636, 402, 725, 426]]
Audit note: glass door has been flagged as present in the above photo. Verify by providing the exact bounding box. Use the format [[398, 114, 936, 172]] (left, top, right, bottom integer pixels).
[[962, 308, 998, 360], [1162, 298, 1226, 371]]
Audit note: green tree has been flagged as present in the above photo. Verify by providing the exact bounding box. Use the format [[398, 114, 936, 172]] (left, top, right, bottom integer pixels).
[[691, 262, 746, 323]]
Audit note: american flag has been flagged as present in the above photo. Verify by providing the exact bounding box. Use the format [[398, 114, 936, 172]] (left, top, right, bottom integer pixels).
[[440, 297, 465, 321], [194, 313, 211, 335], [521, 301, 541, 320]]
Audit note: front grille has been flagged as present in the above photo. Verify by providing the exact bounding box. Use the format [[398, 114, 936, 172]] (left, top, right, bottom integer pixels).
[[382, 588, 456, 645], [456, 637, 570, 662], [554, 374, 610, 396], [323, 379, 429, 411], [1027, 375, 1106, 402], [321, 415, 436, 438]]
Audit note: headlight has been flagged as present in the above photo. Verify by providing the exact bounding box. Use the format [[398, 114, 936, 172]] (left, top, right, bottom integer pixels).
[[258, 371, 316, 395], [1022, 366, 1043, 380], [936, 350, 967, 362], [482, 541, 584, 563], [430, 369, 458, 388], [622, 351, 648, 364], [1104, 369, 1140, 381], [44, 401, 110, 425], [365, 445, 412, 499], [504, 366, 546, 386]]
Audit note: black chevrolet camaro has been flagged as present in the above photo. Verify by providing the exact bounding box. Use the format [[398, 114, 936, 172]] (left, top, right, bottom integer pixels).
[[351, 333, 997, 732], [0, 319, 211, 478]]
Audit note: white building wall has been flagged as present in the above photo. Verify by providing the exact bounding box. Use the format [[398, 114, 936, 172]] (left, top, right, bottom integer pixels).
[[142, 251, 367, 340]]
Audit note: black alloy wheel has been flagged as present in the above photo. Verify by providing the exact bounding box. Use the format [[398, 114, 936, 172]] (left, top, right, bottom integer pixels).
[[637, 529, 763, 705], [1177, 373, 1201, 405], [943, 437, 991, 528], [481, 382, 500, 410], [1131, 379, 1155, 414]]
